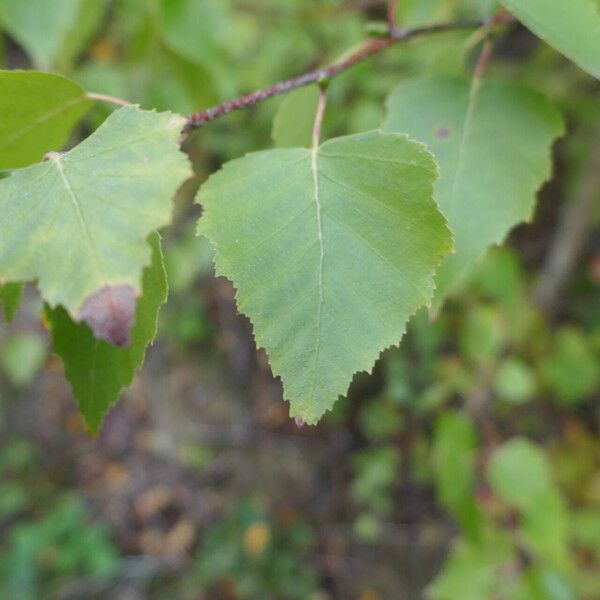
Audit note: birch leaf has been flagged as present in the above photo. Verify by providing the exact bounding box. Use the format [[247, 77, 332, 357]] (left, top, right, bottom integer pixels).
[[0, 70, 91, 170], [46, 234, 167, 434], [197, 131, 452, 423], [0, 106, 190, 345], [500, 0, 600, 80], [383, 77, 563, 309]]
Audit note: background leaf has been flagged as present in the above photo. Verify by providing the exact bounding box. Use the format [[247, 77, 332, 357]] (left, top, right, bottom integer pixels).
[[488, 439, 569, 567], [0, 71, 91, 170], [0, 282, 24, 322], [0, 0, 99, 71], [45, 234, 168, 434], [383, 77, 563, 308], [0, 333, 46, 387], [0, 106, 189, 345], [500, 0, 600, 80], [432, 412, 482, 539], [272, 86, 320, 149], [198, 131, 452, 423]]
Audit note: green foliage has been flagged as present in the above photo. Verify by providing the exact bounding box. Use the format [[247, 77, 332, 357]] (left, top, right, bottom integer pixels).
[[432, 412, 482, 538], [0, 333, 46, 387], [0, 70, 91, 170], [0, 0, 102, 71], [500, 0, 600, 80], [488, 438, 570, 567], [154, 0, 233, 79], [0, 495, 119, 600], [0, 106, 188, 344], [539, 327, 600, 406], [383, 77, 564, 307], [352, 447, 400, 518], [0, 439, 118, 600], [46, 234, 168, 433], [198, 131, 452, 422], [428, 532, 513, 600], [1, 5, 599, 597], [493, 357, 537, 405], [193, 500, 318, 600], [0, 282, 23, 322], [272, 86, 320, 148]]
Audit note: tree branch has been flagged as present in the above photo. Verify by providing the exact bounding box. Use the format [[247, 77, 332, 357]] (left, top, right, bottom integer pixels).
[[184, 15, 516, 133]]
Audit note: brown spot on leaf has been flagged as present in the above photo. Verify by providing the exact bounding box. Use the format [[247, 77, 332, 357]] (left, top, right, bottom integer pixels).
[[77, 285, 136, 347], [436, 126, 451, 139]]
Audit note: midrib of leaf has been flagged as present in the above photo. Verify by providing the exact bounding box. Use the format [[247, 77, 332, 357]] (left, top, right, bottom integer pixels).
[[50, 153, 106, 279], [310, 145, 325, 400], [0, 95, 86, 151]]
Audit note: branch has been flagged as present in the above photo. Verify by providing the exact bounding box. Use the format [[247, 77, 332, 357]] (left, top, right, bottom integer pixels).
[[184, 15, 516, 133]]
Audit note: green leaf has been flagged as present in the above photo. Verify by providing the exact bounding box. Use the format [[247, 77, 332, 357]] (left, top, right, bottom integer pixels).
[[0, 333, 47, 387], [0, 106, 189, 345], [0, 70, 91, 170], [500, 0, 600, 80], [197, 131, 452, 423], [0, 282, 24, 322], [460, 305, 506, 366], [0, 0, 83, 70], [272, 86, 320, 149], [45, 234, 168, 434], [383, 77, 563, 308], [488, 439, 570, 566], [539, 327, 600, 406], [428, 534, 513, 600], [488, 438, 554, 513], [494, 357, 537, 405], [432, 411, 482, 538], [154, 0, 231, 71]]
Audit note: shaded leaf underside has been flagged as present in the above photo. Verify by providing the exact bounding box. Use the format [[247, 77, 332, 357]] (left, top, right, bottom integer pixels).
[[46, 233, 167, 434]]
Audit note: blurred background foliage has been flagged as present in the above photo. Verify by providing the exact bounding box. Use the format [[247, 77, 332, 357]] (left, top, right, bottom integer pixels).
[[0, 0, 599, 598]]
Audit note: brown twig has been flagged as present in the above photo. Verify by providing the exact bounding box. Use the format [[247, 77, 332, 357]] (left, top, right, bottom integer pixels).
[[184, 15, 516, 134]]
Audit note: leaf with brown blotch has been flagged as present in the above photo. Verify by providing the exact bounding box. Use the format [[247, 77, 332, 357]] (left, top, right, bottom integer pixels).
[[0, 106, 191, 345]]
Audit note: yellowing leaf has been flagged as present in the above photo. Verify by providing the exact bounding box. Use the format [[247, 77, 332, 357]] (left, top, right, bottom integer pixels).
[[0, 106, 190, 345]]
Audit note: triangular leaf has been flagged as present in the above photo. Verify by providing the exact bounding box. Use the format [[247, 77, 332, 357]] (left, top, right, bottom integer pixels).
[[45, 233, 168, 434], [383, 77, 563, 309], [0, 106, 190, 344], [0, 70, 91, 170], [197, 131, 452, 423], [500, 0, 600, 80]]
